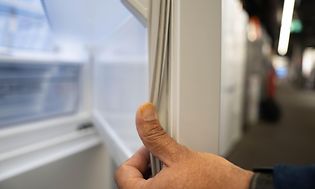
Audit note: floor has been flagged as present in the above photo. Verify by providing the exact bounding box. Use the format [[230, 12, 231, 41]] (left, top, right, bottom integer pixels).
[[227, 82, 315, 170]]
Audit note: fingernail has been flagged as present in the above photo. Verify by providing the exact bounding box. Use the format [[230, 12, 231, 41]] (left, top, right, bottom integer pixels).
[[141, 103, 158, 122]]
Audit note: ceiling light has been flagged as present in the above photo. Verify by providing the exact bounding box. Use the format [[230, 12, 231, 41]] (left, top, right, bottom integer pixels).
[[278, 0, 295, 56]]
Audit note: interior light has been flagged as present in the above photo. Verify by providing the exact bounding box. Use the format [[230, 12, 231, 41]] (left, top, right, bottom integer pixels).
[[278, 0, 295, 56]]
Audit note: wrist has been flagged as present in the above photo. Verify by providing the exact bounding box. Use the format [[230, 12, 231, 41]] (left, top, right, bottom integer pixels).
[[242, 170, 255, 189], [227, 166, 254, 189]]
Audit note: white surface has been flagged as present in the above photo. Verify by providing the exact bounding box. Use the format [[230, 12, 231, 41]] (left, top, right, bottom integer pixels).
[[93, 15, 148, 163], [0, 129, 96, 161], [42, 0, 131, 44], [93, 112, 138, 165], [0, 113, 89, 138], [0, 145, 110, 189], [169, 0, 181, 139], [0, 0, 43, 14], [0, 53, 86, 65], [0, 128, 101, 181], [169, 0, 221, 153], [121, 0, 149, 24]]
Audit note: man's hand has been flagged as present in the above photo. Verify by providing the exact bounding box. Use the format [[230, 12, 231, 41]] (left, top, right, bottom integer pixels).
[[115, 103, 253, 189]]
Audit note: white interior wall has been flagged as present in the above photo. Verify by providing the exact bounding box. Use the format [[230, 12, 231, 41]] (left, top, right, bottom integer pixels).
[[220, 0, 248, 155], [93, 15, 148, 165], [0, 145, 111, 189]]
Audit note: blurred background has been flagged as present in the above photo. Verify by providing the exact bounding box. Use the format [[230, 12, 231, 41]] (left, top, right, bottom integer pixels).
[[223, 0, 315, 169], [0, 0, 314, 188]]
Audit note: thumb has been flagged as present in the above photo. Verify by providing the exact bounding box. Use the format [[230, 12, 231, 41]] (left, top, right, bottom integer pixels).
[[135, 103, 187, 166]]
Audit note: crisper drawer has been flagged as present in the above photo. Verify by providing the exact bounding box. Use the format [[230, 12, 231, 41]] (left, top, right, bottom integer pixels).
[[0, 63, 81, 128]]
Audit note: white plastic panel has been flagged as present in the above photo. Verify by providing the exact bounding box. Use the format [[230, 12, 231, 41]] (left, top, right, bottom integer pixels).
[[42, 0, 131, 44], [121, 0, 150, 24], [168, 0, 221, 154], [93, 16, 148, 163]]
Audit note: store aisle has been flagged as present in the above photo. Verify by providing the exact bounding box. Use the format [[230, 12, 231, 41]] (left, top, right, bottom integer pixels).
[[227, 82, 315, 169]]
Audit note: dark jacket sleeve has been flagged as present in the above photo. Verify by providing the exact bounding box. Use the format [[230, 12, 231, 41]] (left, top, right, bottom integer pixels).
[[273, 165, 315, 189]]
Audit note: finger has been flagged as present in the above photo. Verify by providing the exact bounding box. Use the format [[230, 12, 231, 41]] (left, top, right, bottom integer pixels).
[[115, 147, 149, 189], [125, 147, 150, 175], [135, 102, 188, 166]]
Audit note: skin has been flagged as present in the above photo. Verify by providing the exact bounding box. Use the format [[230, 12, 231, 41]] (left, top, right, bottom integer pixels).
[[115, 102, 254, 189]]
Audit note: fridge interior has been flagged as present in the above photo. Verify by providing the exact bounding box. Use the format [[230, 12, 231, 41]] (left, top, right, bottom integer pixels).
[[0, 0, 148, 188]]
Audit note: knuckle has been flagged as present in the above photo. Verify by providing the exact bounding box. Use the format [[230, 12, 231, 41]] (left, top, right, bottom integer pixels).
[[115, 164, 147, 189], [142, 122, 167, 141]]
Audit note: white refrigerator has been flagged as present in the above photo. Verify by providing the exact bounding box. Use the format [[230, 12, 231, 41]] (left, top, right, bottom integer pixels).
[[0, 0, 247, 188]]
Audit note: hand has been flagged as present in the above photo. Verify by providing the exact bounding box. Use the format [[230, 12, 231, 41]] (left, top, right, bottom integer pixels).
[[115, 103, 253, 189]]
